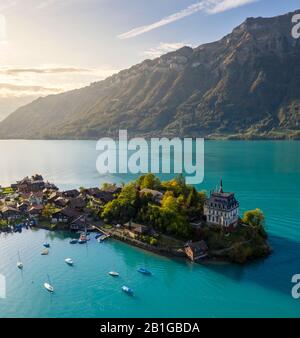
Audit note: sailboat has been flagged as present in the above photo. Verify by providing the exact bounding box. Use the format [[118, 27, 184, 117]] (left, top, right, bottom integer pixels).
[[17, 251, 23, 269], [43, 274, 54, 292]]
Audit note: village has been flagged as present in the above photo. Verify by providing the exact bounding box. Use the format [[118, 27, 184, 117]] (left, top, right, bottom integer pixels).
[[0, 174, 270, 264]]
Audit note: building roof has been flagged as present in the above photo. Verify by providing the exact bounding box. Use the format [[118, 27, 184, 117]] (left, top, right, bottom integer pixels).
[[124, 221, 149, 234], [1, 206, 20, 213], [62, 189, 80, 198], [60, 207, 81, 218], [69, 197, 86, 209], [140, 188, 163, 198], [186, 240, 208, 254], [54, 197, 69, 207], [205, 180, 239, 211], [205, 191, 239, 211]]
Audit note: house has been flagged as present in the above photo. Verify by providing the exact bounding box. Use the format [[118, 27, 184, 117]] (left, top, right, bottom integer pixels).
[[69, 197, 86, 211], [185, 241, 208, 261], [102, 186, 121, 195], [48, 191, 62, 203], [204, 180, 239, 229], [97, 191, 116, 203], [62, 189, 80, 199], [53, 197, 69, 208], [51, 207, 81, 224], [28, 205, 43, 217], [16, 175, 45, 193], [17, 201, 30, 213], [28, 192, 44, 205], [82, 187, 102, 198], [70, 215, 87, 231], [139, 188, 163, 203], [1, 206, 21, 221], [124, 221, 149, 238]]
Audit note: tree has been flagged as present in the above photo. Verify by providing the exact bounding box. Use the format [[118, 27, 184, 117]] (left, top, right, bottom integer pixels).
[[101, 182, 117, 191], [42, 204, 55, 219], [243, 209, 265, 227], [136, 173, 161, 190], [243, 208, 267, 238], [101, 183, 139, 223]]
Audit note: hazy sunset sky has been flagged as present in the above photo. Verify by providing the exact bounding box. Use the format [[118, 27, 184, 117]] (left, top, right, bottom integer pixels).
[[0, 0, 299, 118]]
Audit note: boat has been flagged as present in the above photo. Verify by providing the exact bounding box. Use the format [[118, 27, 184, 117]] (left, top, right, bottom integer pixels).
[[43, 242, 50, 248], [69, 239, 78, 244], [43, 275, 54, 292], [95, 233, 102, 240], [78, 232, 88, 244], [41, 249, 49, 255], [108, 271, 119, 277], [17, 251, 23, 269], [97, 234, 110, 242], [137, 267, 151, 275], [65, 258, 74, 266], [122, 286, 133, 295]]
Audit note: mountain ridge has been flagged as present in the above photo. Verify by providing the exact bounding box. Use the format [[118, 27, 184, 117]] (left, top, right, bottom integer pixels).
[[0, 9, 300, 140]]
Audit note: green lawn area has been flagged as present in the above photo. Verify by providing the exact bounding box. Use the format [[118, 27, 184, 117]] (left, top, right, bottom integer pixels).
[[0, 187, 15, 195]]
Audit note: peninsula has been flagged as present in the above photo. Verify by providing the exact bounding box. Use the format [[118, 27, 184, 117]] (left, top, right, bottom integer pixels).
[[0, 173, 271, 264]]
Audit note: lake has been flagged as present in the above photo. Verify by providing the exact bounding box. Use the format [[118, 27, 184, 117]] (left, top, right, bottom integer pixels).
[[0, 140, 300, 317]]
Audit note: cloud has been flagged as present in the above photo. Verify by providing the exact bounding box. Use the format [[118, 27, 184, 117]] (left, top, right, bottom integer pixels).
[[0, 67, 91, 76], [143, 42, 194, 58], [0, 83, 63, 97], [118, 0, 257, 39], [206, 0, 258, 14], [0, 65, 120, 98]]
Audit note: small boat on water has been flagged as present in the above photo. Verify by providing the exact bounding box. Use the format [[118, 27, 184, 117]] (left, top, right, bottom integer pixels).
[[95, 233, 102, 240], [122, 286, 133, 295], [43, 242, 50, 248], [17, 251, 23, 269], [69, 239, 78, 244], [65, 258, 74, 266], [44, 283, 54, 292], [78, 233, 88, 244], [41, 249, 49, 255], [137, 267, 151, 275], [97, 234, 110, 242], [109, 271, 119, 277], [44, 275, 54, 292]]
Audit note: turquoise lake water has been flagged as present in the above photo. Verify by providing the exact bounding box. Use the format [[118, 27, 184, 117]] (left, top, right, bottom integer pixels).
[[0, 140, 300, 317]]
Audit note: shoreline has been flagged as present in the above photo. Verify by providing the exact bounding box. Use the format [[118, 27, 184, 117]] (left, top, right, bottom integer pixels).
[[1, 224, 271, 266]]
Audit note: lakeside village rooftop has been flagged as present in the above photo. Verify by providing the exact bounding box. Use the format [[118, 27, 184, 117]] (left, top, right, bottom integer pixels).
[[0, 175, 240, 262]]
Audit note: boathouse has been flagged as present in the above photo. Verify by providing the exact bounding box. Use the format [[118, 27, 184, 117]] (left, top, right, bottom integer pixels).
[[185, 241, 208, 261]]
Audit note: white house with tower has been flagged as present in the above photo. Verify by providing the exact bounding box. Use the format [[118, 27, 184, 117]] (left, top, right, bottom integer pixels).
[[204, 180, 239, 229]]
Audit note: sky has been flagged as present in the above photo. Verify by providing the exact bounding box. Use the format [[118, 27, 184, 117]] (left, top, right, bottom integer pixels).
[[0, 0, 299, 119]]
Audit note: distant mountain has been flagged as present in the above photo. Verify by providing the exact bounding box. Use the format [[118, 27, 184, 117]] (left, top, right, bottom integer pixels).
[[1, 10, 300, 140], [0, 96, 37, 122]]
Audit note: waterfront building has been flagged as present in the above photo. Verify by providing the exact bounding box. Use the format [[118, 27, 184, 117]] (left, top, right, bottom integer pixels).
[[185, 241, 208, 261], [204, 180, 239, 229]]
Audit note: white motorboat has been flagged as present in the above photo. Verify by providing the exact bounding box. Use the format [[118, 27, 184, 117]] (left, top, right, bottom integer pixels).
[[108, 271, 119, 277], [65, 258, 74, 266], [43, 282, 54, 292]]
